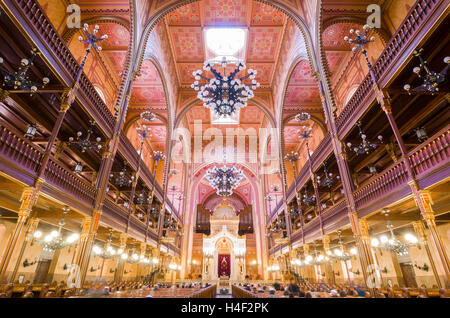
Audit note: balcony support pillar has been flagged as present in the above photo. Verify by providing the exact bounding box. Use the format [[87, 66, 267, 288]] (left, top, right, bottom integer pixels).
[[413, 220, 443, 288], [410, 186, 450, 286], [0, 183, 43, 283]]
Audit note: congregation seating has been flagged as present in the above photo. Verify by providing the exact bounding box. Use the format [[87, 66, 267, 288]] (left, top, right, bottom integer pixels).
[[0, 281, 217, 298], [232, 282, 450, 299]]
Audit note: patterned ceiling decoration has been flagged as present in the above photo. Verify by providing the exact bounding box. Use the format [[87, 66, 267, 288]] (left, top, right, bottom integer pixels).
[[251, 2, 286, 25], [166, 2, 202, 25], [165, 0, 289, 91], [204, 0, 248, 26], [322, 23, 359, 85], [283, 60, 320, 106], [247, 27, 283, 62], [169, 27, 205, 61], [272, 20, 308, 121]]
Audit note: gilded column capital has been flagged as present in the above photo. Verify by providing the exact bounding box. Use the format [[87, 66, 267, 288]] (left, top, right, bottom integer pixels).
[[60, 88, 76, 112], [0, 88, 10, 103], [80, 216, 93, 240]]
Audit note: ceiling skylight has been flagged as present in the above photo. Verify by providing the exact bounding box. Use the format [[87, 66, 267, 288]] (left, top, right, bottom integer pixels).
[[205, 28, 247, 61]]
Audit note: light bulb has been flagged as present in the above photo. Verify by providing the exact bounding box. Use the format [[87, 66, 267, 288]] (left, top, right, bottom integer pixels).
[[33, 231, 42, 239], [371, 238, 379, 247], [380, 235, 388, 244]]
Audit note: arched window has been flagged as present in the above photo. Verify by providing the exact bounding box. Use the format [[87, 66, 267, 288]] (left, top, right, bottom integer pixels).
[[94, 86, 106, 104]]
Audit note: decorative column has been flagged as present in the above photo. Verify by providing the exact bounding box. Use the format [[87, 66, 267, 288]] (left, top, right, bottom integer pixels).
[[322, 235, 335, 285], [411, 188, 450, 284], [10, 217, 40, 282], [0, 184, 43, 282], [72, 210, 100, 286], [114, 233, 127, 283], [356, 218, 377, 294], [413, 220, 442, 288]]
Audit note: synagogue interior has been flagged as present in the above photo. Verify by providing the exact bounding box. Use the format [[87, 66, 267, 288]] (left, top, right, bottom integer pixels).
[[0, 0, 449, 299]]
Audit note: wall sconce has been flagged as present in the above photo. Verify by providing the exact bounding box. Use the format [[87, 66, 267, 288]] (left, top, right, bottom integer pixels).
[[74, 162, 83, 173], [414, 262, 429, 272], [351, 269, 360, 275], [381, 266, 388, 274], [124, 270, 132, 274], [23, 258, 37, 267], [413, 127, 428, 143], [109, 268, 115, 273], [334, 271, 340, 276], [63, 263, 68, 271], [368, 164, 377, 175], [24, 124, 38, 139]]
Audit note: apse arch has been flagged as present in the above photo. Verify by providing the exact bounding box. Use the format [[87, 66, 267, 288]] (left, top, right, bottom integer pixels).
[[277, 56, 322, 198], [174, 97, 277, 131], [181, 160, 268, 279], [61, 16, 131, 43]]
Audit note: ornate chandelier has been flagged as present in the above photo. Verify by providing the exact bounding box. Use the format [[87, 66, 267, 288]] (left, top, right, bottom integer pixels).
[[316, 161, 340, 189], [0, 48, 50, 94], [404, 49, 449, 95], [140, 110, 156, 122], [35, 207, 79, 252], [370, 209, 417, 256], [328, 230, 351, 261], [344, 24, 376, 69], [295, 109, 311, 123], [92, 229, 117, 259], [205, 165, 244, 197], [191, 58, 259, 117], [68, 120, 105, 153], [302, 186, 316, 206], [110, 163, 134, 188], [346, 121, 382, 155], [134, 189, 150, 205]]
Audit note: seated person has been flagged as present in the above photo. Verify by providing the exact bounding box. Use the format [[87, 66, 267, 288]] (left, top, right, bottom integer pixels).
[[287, 278, 300, 296], [272, 282, 281, 291], [267, 287, 276, 298]]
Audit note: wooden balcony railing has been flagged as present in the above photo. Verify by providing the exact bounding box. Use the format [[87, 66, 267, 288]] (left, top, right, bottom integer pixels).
[[0, 121, 43, 176], [43, 158, 97, 206], [336, 0, 441, 134], [409, 126, 450, 178], [285, 133, 333, 203], [15, 0, 115, 131], [353, 160, 409, 210]]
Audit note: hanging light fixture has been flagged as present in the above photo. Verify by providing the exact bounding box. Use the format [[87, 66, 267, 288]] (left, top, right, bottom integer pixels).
[[370, 209, 415, 256], [110, 163, 134, 188], [68, 120, 105, 153], [344, 24, 376, 70], [205, 165, 244, 197], [302, 186, 316, 206], [140, 110, 156, 122], [0, 48, 50, 94], [316, 161, 340, 189], [310, 242, 329, 265], [134, 189, 150, 205], [152, 150, 166, 163], [24, 124, 38, 139], [78, 24, 108, 68], [368, 164, 377, 175], [93, 229, 117, 259], [329, 230, 351, 261], [346, 121, 382, 155], [294, 109, 311, 123], [36, 207, 79, 251], [403, 49, 449, 95], [191, 57, 259, 117], [413, 127, 428, 143], [74, 162, 83, 173]]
